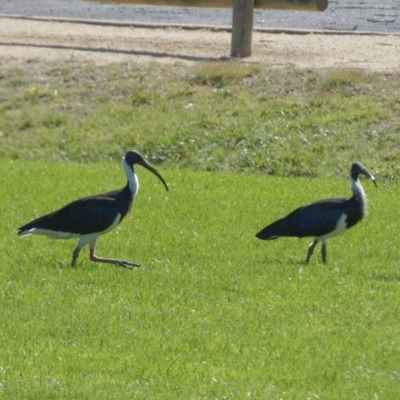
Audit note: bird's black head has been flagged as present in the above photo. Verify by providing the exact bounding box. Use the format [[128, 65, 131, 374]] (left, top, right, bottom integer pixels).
[[124, 150, 146, 167], [124, 151, 169, 191], [351, 162, 377, 188]]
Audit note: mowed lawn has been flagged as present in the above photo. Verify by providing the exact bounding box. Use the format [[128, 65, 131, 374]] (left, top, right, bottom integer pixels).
[[1, 159, 399, 399]]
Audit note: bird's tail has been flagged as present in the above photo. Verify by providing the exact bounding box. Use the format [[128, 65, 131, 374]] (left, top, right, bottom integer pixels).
[[18, 225, 35, 237], [18, 228, 32, 237], [255, 219, 287, 240], [17, 217, 44, 236]]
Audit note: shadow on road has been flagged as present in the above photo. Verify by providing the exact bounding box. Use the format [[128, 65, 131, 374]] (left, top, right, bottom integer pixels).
[[0, 41, 231, 63]]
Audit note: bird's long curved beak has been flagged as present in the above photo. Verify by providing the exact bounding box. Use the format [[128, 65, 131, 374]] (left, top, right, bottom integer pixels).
[[139, 159, 169, 191], [363, 169, 377, 188]]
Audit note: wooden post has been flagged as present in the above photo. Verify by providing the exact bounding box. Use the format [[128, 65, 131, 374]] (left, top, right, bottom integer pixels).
[[231, 0, 254, 58]]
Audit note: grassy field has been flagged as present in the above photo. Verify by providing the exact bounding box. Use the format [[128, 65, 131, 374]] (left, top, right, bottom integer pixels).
[[2, 160, 400, 399], [1, 59, 400, 399], [1, 60, 400, 179]]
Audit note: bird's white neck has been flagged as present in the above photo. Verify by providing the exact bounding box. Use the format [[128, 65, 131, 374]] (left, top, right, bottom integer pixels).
[[351, 176, 367, 215], [123, 158, 139, 197]]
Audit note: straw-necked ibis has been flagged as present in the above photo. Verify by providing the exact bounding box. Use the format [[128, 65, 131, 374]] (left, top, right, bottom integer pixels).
[[18, 151, 169, 268], [256, 162, 377, 263]]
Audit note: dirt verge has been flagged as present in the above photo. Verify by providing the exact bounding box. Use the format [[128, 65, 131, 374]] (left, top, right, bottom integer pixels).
[[1, 16, 400, 72]]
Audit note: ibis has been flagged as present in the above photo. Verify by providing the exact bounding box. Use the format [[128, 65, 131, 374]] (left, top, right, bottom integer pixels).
[[255, 162, 377, 263], [18, 151, 169, 269]]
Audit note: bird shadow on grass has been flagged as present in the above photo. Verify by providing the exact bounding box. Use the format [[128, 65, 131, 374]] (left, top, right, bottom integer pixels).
[[55, 260, 75, 269], [258, 255, 313, 268], [0, 41, 231, 63]]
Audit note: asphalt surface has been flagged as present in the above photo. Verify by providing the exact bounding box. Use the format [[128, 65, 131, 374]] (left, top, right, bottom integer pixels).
[[1, 0, 400, 33]]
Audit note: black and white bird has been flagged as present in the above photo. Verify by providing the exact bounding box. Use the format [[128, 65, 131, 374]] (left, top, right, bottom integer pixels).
[[18, 151, 169, 269], [255, 162, 377, 263]]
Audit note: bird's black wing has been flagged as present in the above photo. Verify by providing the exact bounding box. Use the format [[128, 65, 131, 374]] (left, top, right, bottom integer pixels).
[[290, 200, 348, 237], [256, 198, 350, 239], [18, 195, 123, 235]]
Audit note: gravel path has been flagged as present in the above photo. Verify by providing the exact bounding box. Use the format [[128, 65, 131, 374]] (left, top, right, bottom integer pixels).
[[0, 16, 399, 72]]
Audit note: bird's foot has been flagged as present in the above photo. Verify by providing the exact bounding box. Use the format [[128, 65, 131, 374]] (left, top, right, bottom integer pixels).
[[89, 251, 140, 269], [115, 260, 141, 269]]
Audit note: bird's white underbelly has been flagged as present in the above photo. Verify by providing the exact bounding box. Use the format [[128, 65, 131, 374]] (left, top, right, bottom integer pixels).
[[21, 214, 122, 240], [27, 229, 79, 239], [318, 213, 348, 242]]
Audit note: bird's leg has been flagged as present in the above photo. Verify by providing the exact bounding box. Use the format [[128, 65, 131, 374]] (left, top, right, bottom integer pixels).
[[71, 246, 82, 267], [89, 247, 140, 269], [321, 243, 328, 264], [306, 239, 319, 263]]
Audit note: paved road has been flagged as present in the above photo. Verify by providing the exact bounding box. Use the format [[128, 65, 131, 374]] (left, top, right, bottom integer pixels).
[[1, 0, 399, 33]]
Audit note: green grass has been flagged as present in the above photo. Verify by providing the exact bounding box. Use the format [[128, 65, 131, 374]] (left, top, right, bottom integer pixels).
[[1, 60, 400, 179], [1, 159, 400, 399], [1, 58, 400, 398]]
